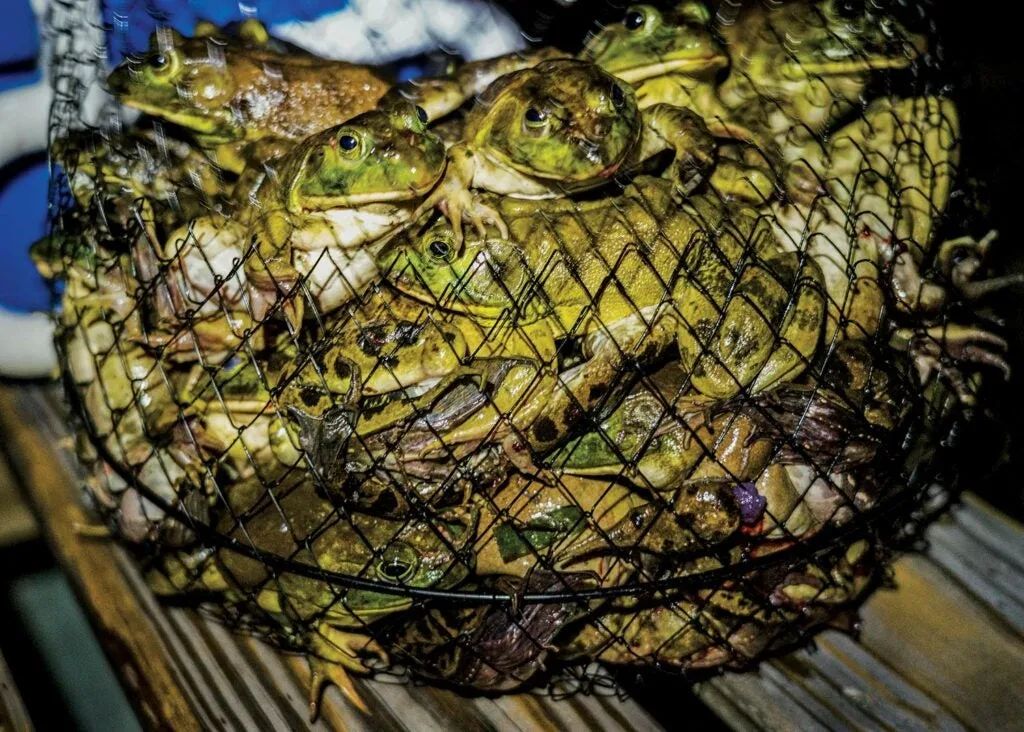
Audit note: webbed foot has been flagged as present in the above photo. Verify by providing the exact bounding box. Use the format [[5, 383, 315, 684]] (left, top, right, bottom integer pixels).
[[890, 323, 1010, 404], [307, 625, 388, 720]]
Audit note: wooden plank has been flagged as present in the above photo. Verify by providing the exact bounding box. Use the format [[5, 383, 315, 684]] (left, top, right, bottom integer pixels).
[[0, 645, 33, 732], [696, 499, 1024, 731], [0, 449, 38, 548], [0, 386, 201, 732], [0, 383, 664, 732], [856, 554, 1024, 732]]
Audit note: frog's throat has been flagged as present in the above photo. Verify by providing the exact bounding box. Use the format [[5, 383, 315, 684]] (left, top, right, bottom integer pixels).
[[119, 98, 237, 140], [614, 55, 729, 84]]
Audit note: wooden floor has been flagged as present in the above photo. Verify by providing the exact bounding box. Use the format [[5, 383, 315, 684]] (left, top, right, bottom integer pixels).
[[2, 382, 1022, 732]]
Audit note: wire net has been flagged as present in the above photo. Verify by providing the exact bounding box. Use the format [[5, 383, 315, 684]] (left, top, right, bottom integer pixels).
[[39, 0, 1006, 694]]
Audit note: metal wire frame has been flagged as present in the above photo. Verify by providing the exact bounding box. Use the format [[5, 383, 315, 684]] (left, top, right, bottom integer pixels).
[[40, 0, 988, 687]]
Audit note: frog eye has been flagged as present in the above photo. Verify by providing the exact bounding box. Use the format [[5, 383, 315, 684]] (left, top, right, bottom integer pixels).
[[833, 0, 865, 19], [623, 7, 647, 30], [144, 49, 180, 79], [377, 541, 418, 582], [334, 131, 366, 159], [427, 238, 454, 261], [415, 105, 429, 124], [949, 247, 973, 266], [524, 107, 548, 128], [611, 83, 627, 111]]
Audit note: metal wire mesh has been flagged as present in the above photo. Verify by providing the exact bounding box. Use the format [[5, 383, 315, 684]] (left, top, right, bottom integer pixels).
[[38, 0, 1008, 695]]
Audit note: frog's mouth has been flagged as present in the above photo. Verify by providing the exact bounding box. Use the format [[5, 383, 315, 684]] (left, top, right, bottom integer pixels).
[[295, 170, 445, 211], [612, 54, 730, 84], [119, 97, 238, 141], [785, 32, 927, 77]]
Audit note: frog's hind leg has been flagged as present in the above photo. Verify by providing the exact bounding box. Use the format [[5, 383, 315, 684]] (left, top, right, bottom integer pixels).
[[307, 623, 388, 720]]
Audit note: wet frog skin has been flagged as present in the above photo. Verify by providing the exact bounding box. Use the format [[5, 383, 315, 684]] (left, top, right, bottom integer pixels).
[[108, 26, 391, 173], [411, 59, 716, 242], [382, 177, 826, 452], [160, 103, 446, 339]]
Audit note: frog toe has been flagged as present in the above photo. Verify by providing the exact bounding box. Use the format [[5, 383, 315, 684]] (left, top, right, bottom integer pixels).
[[307, 627, 387, 719]]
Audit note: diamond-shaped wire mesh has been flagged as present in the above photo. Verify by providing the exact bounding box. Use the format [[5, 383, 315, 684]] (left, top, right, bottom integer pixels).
[[37, 0, 1006, 695]]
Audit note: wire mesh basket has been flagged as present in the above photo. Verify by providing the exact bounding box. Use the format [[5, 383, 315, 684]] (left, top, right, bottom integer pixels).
[[37, 0, 1012, 706]]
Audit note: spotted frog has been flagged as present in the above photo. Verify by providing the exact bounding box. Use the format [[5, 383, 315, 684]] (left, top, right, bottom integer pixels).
[[382, 176, 826, 452]]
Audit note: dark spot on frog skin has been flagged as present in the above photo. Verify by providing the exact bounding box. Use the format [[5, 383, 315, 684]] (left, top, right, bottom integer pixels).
[[333, 358, 352, 380], [369, 489, 400, 516], [588, 381, 608, 403], [357, 324, 388, 355], [532, 416, 559, 444], [300, 385, 323, 408]]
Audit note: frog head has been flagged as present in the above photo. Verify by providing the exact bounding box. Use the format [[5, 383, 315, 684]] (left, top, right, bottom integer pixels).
[[379, 218, 533, 319], [582, 3, 728, 83], [107, 30, 243, 142], [280, 104, 447, 213], [731, 0, 926, 88], [468, 59, 642, 183], [317, 505, 479, 621], [222, 483, 477, 623]]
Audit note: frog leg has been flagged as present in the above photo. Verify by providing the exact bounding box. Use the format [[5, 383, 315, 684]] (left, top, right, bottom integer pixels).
[[411, 145, 509, 244], [307, 623, 387, 719], [245, 209, 305, 329], [676, 254, 825, 399], [889, 323, 1010, 405], [637, 104, 716, 198], [747, 260, 827, 395], [525, 309, 678, 453]]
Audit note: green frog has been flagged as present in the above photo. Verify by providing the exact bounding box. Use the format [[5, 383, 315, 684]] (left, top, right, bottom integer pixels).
[[148, 480, 478, 717], [412, 59, 716, 242], [771, 95, 1009, 404], [269, 285, 563, 513], [108, 26, 391, 173], [161, 103, 446, 336], [382, 177, 825, 452], [561, 537, 875, 669], [711, 0, 926, 150]]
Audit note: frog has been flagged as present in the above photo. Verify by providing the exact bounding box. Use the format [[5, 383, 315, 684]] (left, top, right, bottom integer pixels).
[[52, 128, 230, 231], [393, 569, 595, 691], [269, 285, 563, 513], [472, 473, 646, 585], [107, 25, 391, 173], [770, 95, 1010, 404], [384, 5, 779, 203], [148, 480, 478, 717], [579, 3, 781, 201], [411, 59, 716, 242], [381, 176, 826, 453], [160, 103, 447, 339], [709, 0, 928, 153], [560, 537, 876, 670]]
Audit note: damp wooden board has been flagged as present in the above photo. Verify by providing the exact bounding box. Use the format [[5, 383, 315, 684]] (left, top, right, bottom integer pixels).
[[0, 384, 662, 732], [693, 489, 1024, 731], [0, 643, 33, 732], [4, 382, 1024, 732]]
